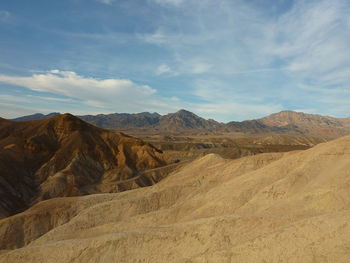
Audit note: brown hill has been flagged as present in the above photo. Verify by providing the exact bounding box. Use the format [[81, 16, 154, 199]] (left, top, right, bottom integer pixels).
[[259, 110, 350, 138], [0, 114, 166, 219], [1, 135, 350, 261]]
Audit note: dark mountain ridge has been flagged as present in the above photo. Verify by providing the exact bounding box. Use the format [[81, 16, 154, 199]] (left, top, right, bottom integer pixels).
[[10, 109, 350, 138]]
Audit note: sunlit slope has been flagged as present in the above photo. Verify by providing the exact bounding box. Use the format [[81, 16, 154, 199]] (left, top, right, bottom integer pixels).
[[2, 135, 350, 262]]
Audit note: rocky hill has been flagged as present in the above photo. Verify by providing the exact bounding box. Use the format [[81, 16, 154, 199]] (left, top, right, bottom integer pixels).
[[2, 135, 350, 261], [0, 114, 167, 218], [258, 110, 350, 137]]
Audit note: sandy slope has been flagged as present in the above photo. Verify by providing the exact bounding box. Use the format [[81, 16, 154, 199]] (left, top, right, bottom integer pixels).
[[1, 135, 350, 262]]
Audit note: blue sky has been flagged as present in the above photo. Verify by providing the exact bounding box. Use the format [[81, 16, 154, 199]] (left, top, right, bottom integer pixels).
[[0, 0, 350, 121]]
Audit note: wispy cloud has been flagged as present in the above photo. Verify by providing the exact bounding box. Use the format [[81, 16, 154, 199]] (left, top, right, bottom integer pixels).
[[138, 0, 350, 117], [2, 0, 350, 120], [156, 64, 177, 75], [150, 0, 185, 7], [96, 0, 115, 5], [270, 0, 350, 79]]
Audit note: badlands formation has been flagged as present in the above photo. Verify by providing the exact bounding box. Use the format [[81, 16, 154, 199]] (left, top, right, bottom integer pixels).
[[0, 114, 167, 218], [1, 134, 350, 262]]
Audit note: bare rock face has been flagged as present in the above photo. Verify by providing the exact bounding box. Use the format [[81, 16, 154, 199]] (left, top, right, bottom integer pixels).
[[2, 135, 350, 262], [0, 114, 166, 218]]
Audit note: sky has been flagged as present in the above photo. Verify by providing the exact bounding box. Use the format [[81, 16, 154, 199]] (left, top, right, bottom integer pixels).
[[0, 0, 350, 122]]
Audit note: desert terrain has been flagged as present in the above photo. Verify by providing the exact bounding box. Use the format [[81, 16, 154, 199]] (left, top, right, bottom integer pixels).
[[2, 0, 350, 261], [1, 111, 350, 262], [1, 134, 350, 262]]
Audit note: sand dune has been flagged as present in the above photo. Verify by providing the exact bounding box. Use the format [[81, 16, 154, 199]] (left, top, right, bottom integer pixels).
[[1, 135, 350, 262]]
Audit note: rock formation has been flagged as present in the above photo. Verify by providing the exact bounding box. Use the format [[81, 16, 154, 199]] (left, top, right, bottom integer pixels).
[[0, 114, 166, 218]]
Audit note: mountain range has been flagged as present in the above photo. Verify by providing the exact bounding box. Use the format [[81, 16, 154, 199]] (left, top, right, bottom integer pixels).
[[2, 110, 350, 261], [12, 109, 350, 138]]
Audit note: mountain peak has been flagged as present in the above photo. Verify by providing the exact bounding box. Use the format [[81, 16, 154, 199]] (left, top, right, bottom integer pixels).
[[159, 109, 221, 131], [175, 109, 194, 115], [46, 113, 98, 134]]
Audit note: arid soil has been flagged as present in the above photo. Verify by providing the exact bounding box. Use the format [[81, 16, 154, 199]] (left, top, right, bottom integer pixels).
[[1, 135, 350, 262]]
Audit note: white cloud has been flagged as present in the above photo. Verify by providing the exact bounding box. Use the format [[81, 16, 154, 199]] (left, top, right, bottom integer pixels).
[[141, 0, 350, 80], [156, 64, 176, 75], [0, 70, 171, 113], [139, 29, 169, 45], [2, 0, 350, 120], [191, 62, 212, 74], [26, 94, 76, 102]]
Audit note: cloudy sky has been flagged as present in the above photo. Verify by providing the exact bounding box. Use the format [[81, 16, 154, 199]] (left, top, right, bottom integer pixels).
[[0, 0, 350, 121]]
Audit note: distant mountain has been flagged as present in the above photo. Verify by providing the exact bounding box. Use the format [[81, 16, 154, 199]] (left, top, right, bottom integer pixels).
[[258, 111, 350, 138], [77, 110, 223, 132], [0, 114, 166, 218], [79, 112, 161, 129], [225, 119, 299, 134], [10, 110, 350, 138], [11, 112, 60, 122], [157, 109, 224, 132]]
